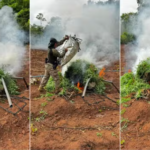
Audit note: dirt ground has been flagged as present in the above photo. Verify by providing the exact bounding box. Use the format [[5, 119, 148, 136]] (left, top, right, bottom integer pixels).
[[31, 49, 120, 150], [0, 45, 29, 150], [121, 45, 150, 150]]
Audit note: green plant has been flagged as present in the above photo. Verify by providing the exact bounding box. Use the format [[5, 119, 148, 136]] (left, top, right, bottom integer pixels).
[[41, 102, 47, 107], [121, 140, 125, 145], [45, 77, 55, 92], [111, 132, 117, 137], [121, 118, 130, 132], [96, 132, 102, 137], [0, 0, 29, 32], [136, 58, 150, 80], [121, 72, 150, 99], [39, 110, 48, 120], [31, 124, 38, 133], [0, 69, 19, 95], [121, 32, 135, 44], [64, 60, 106, 95], [121, 109, 126, 115]]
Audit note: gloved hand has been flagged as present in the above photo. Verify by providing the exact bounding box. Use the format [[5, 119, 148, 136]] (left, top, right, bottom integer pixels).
[[65, 48, 68, 52], [64, 35, 69, 40]]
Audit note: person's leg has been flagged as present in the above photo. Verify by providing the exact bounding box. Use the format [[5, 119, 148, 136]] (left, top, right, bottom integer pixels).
[[50, 66, 61, 93], [39, 64, 50, 91]]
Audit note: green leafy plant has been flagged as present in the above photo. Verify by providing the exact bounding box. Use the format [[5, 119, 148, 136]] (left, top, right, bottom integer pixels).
[[41, 102, 47, 107], [121, 109, 126, 115], [121, 71, 150, 99], [96, 132, 102, 137], [65, 60, 106, 95], [45, 76, 55, 92], [0, 69, 19, 95], [121, 140, 125, 145]]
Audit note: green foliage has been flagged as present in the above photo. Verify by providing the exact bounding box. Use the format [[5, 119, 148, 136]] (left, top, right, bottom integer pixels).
[[121, 140, 125, 145], [31, 24, 44, 35], [121, 59, 150, 100], [41, 102, 47, 107], [0, 0, 29, 32], [121, 32, 136, 44], [121, 118, 130, 132], [96, 132, 102, 137], [121, 72, 150, 98], [121, 97, 131, 104], [45, 76, 55, 92], [36, 13, 46, 27], [95, 79, 106, 94], [136, 58, 150, 80], [121, 13, 136, 22], [121, 109, 126, 115], [65, 60, 106, 95], [44, 60, 106, 96], [0, 69, 19, 95]]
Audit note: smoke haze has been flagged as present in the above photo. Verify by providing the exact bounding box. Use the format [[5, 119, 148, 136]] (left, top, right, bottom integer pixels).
[[31, 0, 119, 69], [124, 4, 150, 72], [0, 6, 26, 75]]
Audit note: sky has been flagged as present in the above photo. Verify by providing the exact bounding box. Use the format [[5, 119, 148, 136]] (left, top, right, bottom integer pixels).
[[31, 0, 138, 25], [120, 0, 138, 15], [30, 0, 109, 26]]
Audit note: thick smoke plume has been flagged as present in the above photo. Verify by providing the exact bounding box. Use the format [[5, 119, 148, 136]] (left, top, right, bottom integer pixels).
[[0, 6, 26, 75], [124, 3, 150, 72], [31, 0, 119, 69]]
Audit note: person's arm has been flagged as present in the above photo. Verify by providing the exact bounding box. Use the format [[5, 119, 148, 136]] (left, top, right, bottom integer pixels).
[[56, 35, 69, 47], [52, 49, 67, 58]]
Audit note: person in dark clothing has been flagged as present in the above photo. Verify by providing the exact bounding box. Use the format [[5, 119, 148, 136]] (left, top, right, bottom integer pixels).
[[39, 35, 69, 93]]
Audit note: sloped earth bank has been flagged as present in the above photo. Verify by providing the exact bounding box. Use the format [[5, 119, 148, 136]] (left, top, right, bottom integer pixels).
[[31, 49, 120, 150], [121, 45, 150, 150], [0, 46, 29, 150]]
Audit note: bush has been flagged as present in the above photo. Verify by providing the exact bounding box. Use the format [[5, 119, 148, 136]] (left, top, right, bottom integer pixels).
[[121, 32, 135, 44], [45, 60, 106, 95], [65, 60, 106, 94], [121, 58, 150, 100], [0, 69, 19, 95], [136, 58, 150, 81]]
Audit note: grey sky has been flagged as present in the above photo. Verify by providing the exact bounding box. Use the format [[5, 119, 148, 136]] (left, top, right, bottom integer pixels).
[[31, 0, 90, 25], [30, 0, 108, 25], [120, 0, 138, 15]]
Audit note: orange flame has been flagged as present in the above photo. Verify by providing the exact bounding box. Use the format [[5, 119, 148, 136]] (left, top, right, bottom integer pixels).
[[128, 69, 131, 73], [77, 82, 84, 92], [99, 67, 106, 77]]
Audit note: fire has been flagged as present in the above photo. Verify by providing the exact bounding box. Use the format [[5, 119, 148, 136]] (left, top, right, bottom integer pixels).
[[77, 82, 84, 92], [128, 69, 132, 73], [99, 67, 106, 77]]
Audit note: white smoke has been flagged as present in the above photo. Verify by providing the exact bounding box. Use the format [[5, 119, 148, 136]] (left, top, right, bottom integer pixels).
[[133, 8, 150, 72], [31, 0, 119, 69], [0, 6, 26, 75], [125, 5, 150, 72]]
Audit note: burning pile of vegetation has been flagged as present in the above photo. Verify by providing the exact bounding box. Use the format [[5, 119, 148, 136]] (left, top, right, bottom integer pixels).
[[44, 60, 106, 97], [0, 69, 19, 95], [121, 58, 150, 101]]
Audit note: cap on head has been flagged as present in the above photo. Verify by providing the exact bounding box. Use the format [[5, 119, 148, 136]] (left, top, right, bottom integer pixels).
[[50, 38, 58, 44]]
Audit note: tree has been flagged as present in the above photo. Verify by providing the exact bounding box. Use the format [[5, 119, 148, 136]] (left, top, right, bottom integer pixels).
[[0, 0, 29, 32], [36, 13, 46, 27], [31, 24, 44, 36]]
